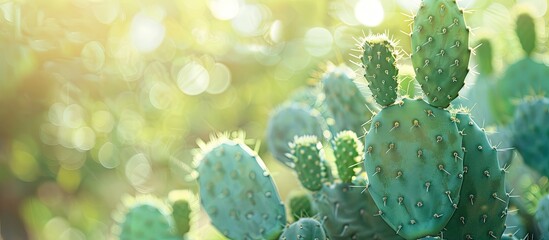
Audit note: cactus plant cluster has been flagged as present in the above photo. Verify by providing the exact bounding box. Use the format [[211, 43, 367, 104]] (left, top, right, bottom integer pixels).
[[106, 1, 549, 239]]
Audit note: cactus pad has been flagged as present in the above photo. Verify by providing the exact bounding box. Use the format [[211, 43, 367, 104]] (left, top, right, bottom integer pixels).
[[516, 12, 536, 56], [511, 98, 549, 177], [196, 137, 286, 239], [361, 34, 400, 106], [443, 113, 508, 239], [321, 65, 373, 136], [267, 104, 324, 167], [116, 196, 178, 240], [364, 98, 464, 239], [313, 181, 403, 240], [290, 135, 324, 191], [279, 218, 328, 240], [535, 194, 549, 239], [333, 131, 363, 183], [411, 0, 470, 108]]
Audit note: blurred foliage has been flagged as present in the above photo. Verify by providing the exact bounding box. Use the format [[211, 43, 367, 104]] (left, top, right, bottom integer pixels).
[[0, 0, 547, 239]]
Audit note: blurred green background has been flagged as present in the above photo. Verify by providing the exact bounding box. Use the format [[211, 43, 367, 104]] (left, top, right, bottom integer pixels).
[[0, 0, 547, 239]]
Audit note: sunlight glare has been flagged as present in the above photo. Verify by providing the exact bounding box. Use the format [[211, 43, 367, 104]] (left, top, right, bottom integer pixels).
[[355, 0, 385, 27], [209, 0, 240, 20], [177, 61, 210, 96], [130, 12, 166, 53]]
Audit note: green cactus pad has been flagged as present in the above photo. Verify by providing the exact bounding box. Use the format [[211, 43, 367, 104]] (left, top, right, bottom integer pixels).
[[279, 218, 328, 240], [361, 34, 399, 106], [287, 191, 317, 222], [511, 98, 549, 177], [290, 135, 324, 191], [313, 181, 403, 240], [476, 38, 494, 76], [411, 0, 470, 108], [266, 103, 324, 167], [443, 113, 508, 239], [516, 13, 536, 56], [196, 138, 286, 240], [321, 65, 374, 136], [491, 59, 549, 124], [333, 131, 363, 183], [171, 200, 191, 236], [535, 194, 549, 239], [364, 98, 464, 239], [116, 196, 179, 240]]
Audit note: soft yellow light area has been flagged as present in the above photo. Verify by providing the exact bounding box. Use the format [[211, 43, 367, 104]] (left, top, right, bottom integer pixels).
[[10, 142, 39, 182], [57, 168, 81, 193]]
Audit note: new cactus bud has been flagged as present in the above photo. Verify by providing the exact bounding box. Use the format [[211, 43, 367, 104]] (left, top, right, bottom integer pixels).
[[361, 34, 400, 106], [333, 130, 363, 183], [411, 0, 471, 107], [290, 135, 324, 192]]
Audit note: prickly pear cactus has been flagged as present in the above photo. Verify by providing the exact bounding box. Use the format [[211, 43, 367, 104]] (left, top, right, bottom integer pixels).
[[279, 218, 328, 240], [290, 135, 324, 191], [361, 34, 399, 106], [364, 98, 464, 239], [266, 103, 324, 167], [332, 131, 363, 183], [410, 0, 471, 108], [321, 65, 374, 136], [535, 195, 549, 238], [511, 98, 549, 177], [196, 135, 286, 239], [115, 196, 179, 240], [313, 179, 403, 240], [287, 191, 316, 222], [443, 113, 508, 239], [491, 12, 549, 124]]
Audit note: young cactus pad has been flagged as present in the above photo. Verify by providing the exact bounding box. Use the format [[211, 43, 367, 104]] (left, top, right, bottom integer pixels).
[[115, 196, 179, 240], [333, 130, 363, 183], [266, 103, 324, 167], [321, 65, 373, 136], [287, 191, 316, 222], [364, 98, 464, 239], [196, 137, 286, 239], [289, 135, 324, 192], [411, 0, 471, 108], [361, 34, 399, 106], [278, 218, 328, 240], [443, 113, 508, 239], [516, 12, 536, 56]]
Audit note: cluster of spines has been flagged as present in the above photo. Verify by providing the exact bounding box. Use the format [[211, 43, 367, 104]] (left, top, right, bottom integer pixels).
[[410, 0, 471, 108]]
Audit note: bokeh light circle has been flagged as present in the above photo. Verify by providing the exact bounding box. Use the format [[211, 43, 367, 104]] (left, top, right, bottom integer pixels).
[[206, 63, 231, 94], [177, 61, 210, 95], [304, 27, 333, 57], [209, 0, 240, 20]]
